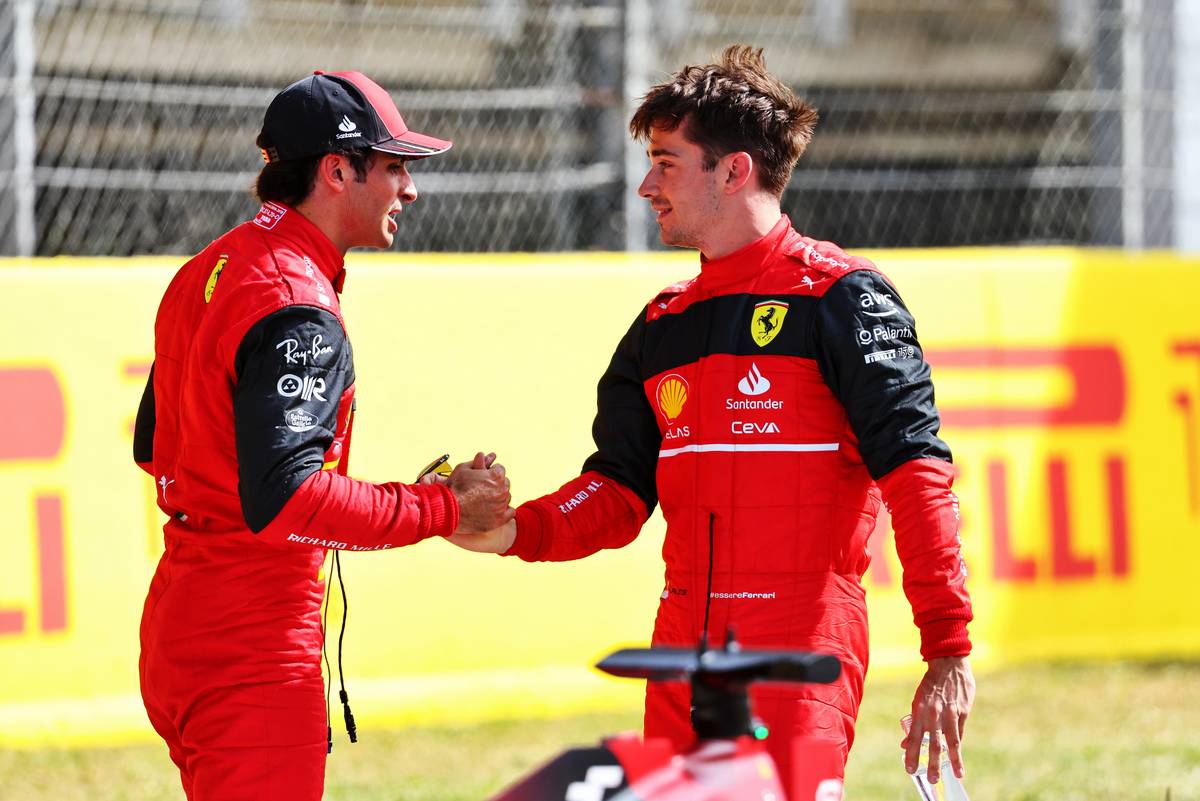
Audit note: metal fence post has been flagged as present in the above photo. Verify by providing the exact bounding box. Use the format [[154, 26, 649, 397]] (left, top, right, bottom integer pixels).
[[1, 0, 36, 257], [1121, 0, 1146, 249], [622, 0, 652, 252], [1140, 0, 1174, 248], [1176, 0, 1200, 251]]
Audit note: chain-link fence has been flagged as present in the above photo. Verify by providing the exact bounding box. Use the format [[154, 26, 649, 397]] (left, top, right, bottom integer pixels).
[[0, 0, 1181, 255]]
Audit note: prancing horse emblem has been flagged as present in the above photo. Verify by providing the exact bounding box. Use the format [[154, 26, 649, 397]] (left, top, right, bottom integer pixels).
[[750, 300, 789, 347]]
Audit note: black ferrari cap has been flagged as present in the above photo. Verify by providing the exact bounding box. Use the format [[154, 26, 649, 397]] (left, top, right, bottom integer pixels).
[[258, 70, 452, 163]]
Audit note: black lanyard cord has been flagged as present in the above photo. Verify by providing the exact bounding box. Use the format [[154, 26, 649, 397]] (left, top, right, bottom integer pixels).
[[334, 550, 358, 743], [700, 512, 715, 652], [321, 553, 334, 753]]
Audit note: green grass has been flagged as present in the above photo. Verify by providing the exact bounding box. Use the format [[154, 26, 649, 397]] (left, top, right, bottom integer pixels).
[[2, 662, 1197, 801], [849, 661, 1200, 801]]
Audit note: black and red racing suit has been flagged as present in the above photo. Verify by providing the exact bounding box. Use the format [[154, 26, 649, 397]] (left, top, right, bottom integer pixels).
[[133, 202, 458, 801], [505, 216, 972, 786]]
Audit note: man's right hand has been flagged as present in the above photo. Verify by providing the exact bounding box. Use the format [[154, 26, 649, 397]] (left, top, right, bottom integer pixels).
[[447, 452, 514, 535]]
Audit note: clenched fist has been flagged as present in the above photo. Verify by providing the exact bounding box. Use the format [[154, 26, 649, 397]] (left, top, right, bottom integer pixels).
[[447, 452, 514, 535]]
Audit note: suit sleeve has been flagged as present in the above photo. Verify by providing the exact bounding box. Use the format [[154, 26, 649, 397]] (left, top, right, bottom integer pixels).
[[133, 363, 156, 475], [505, 307, 659, 562], [813, 270, 972, 659], [233, 306, 457, 550]]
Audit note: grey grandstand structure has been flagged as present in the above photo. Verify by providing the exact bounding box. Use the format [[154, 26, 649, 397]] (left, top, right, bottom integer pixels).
[[0, 0, 1186, 255]]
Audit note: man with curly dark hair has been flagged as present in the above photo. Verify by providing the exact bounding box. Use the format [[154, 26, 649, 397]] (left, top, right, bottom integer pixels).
[[455, 46, 974, 794]]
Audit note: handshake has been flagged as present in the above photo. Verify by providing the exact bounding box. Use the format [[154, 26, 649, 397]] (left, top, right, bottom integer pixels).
[[416, 452, 517, 554]]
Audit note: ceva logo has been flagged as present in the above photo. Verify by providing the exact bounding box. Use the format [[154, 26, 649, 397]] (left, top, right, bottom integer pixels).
[[732, 421, 781, 434]]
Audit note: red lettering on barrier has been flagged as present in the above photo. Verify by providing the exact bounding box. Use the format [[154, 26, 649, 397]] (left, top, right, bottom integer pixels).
[[0, 368, 65, 459], [1174, 391, 1198, 513], [0, 497, 68, 638], [1048, 459, 1097, 579], [987, 456, 1128, 584], [0, 369, 69, 637], [37, 495, 67, 632], [1173, 342, 1200, 360], [123, 362, 152, 378], [987, 460, 1037, 581], [870, 456, 1127, 588], [1170, 343, 1200, 513], [1108, 458, 1130, 577], [929, 346, 1124, 428], [0, 610, 23, 635]]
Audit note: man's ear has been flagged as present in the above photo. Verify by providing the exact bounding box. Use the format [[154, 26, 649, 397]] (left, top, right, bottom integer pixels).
[[314, 153, 348, 194], [723, 151, 754, 194]]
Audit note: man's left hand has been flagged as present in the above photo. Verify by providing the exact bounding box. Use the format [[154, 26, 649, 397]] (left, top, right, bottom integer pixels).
[[903, 655, 975, 784]]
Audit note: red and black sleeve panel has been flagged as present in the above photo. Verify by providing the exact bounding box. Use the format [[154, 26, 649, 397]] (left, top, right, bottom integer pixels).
[[580, 305, 663, 513], [133, 362, 155, 475], [811, 269, 952, 478], [811, 270, 969, 657], [233, 305, 457, 549], [233, 305, 354, 532]]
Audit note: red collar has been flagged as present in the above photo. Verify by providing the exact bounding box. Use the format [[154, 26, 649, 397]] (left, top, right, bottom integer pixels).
[[251, 202, 347, 293], [698, 215, 792, 291]]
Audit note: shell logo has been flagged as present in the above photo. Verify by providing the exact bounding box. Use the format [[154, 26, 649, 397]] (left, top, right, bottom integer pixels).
[[656, 374, 689, 423]]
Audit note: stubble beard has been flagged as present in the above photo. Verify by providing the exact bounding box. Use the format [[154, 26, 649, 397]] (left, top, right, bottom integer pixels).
[[659, 186, 721, 252], [659, 223, 696, 250]]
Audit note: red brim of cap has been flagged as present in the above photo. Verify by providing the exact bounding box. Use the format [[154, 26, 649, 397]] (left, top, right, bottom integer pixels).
[[372, 129, 452, 159]]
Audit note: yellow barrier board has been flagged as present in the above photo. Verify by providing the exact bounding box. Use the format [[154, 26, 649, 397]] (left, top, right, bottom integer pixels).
[[0, 248, 1197, 747]]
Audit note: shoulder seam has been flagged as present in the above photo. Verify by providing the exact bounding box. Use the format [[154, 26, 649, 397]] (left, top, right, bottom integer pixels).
[[261, 229, 298, 306]]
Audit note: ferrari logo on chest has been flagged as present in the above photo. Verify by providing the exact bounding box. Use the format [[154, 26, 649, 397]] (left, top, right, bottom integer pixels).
[[750, 300, 789, 347]]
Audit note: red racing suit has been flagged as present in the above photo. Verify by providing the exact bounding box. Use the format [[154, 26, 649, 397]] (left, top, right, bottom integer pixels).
[[133, 202, 458, 801], [505, 216, 972, 786]]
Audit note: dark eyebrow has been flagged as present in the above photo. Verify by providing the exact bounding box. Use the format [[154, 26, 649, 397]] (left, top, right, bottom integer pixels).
[[648, 147, 681, 159]]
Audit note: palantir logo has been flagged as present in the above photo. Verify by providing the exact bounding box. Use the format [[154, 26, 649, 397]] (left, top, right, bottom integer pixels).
[[338, 115, 357, 133], [738, 362, 771, 396], [277, 373, 328, 403]]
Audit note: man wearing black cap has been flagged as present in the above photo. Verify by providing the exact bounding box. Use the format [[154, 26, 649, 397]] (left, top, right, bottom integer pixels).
[[132, 71, 513, 801]]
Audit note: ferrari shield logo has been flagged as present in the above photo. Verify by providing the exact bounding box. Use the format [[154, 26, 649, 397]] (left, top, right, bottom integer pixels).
[[204, 255, 228, 304], [750, 300, 789, 347]]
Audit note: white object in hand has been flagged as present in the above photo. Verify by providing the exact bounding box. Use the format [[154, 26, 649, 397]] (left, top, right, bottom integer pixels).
[[900, 715, 969, 801]]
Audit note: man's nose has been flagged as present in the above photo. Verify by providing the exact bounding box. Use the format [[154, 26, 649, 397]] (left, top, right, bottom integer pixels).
[[637, 170, 655, 199], [399, 170, 418, 204]]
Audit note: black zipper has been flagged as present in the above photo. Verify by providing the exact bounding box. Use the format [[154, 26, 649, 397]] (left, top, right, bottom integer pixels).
[[700, 512, 715, 651]]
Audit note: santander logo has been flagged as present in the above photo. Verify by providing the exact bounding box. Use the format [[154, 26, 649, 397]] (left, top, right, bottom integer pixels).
[[737, 363, 771, 396]]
